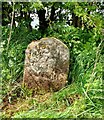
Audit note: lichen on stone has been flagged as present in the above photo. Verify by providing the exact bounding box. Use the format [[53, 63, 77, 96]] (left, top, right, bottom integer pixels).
[[23, 37, 69, 94]]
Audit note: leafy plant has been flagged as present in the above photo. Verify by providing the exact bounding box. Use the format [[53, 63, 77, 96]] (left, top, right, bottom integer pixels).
[[1, 1, 104, 119]]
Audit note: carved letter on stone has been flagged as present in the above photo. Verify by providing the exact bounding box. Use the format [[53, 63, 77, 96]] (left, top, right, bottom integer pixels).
[[23, 38, 69, 94]]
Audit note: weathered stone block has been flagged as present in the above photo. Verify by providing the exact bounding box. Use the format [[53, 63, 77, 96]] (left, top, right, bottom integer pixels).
[[23, 37, 69, 94]]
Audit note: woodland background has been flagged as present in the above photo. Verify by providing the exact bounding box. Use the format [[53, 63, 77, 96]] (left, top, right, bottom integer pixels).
[[1, 1, 104, 118]]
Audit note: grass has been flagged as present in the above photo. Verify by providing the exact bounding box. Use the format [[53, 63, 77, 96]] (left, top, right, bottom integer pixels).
[[1, 26, 103, 119], [2, 77, 103, 118], [1, 44, 103, 119], [12, 83, 86, 118]]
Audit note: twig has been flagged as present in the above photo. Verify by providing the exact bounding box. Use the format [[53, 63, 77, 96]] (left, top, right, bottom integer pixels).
[[7, 1, 14, 50], [82, 87, 96, 107], [76, 107, 94, 117], [86, 39, 103, 93]]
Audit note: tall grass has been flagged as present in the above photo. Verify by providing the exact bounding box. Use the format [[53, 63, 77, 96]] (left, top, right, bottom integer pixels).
[[1, 25, 103, 118]]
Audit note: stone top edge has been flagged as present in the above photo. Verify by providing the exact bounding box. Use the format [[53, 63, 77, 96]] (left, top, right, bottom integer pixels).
[[26, 37, 69, 51], [38, 37, 69, 49]]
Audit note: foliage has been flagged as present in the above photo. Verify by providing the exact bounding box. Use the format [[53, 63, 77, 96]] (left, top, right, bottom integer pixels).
[[1, 1, 104, 119], [1, 26, 42, 96]]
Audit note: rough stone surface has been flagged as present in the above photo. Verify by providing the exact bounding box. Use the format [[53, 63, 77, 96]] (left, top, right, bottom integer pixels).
[[23, 37, 69, 94]]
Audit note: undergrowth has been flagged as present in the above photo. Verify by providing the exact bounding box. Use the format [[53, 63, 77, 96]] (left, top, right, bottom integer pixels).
[[1, 23, 103, 118]]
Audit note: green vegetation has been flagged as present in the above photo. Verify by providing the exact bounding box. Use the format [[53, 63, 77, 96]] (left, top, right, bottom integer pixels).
[[1, 1, 104, 119]]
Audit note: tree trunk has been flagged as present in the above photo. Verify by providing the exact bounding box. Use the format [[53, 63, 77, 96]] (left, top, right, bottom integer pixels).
[[50, 5, 56, 22], [37, 9, 48, 32], [13, 11, 15, 26], [27, 12, 32, 31], [24, 11, 32, 31], [37, 4, 56, 33], [72, 12, 82, 27]]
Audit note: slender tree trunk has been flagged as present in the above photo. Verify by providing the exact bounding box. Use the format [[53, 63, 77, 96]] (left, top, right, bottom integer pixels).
[[37, 9, 48, 31], [37, 4, 56, 33], [72, 12, 82, 27], [13, 11, 15, 26], [24, 11, 32, 31], [27, 12, 32, 31], [50, 5, 56, 22], [20, 6, 23, 20]]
